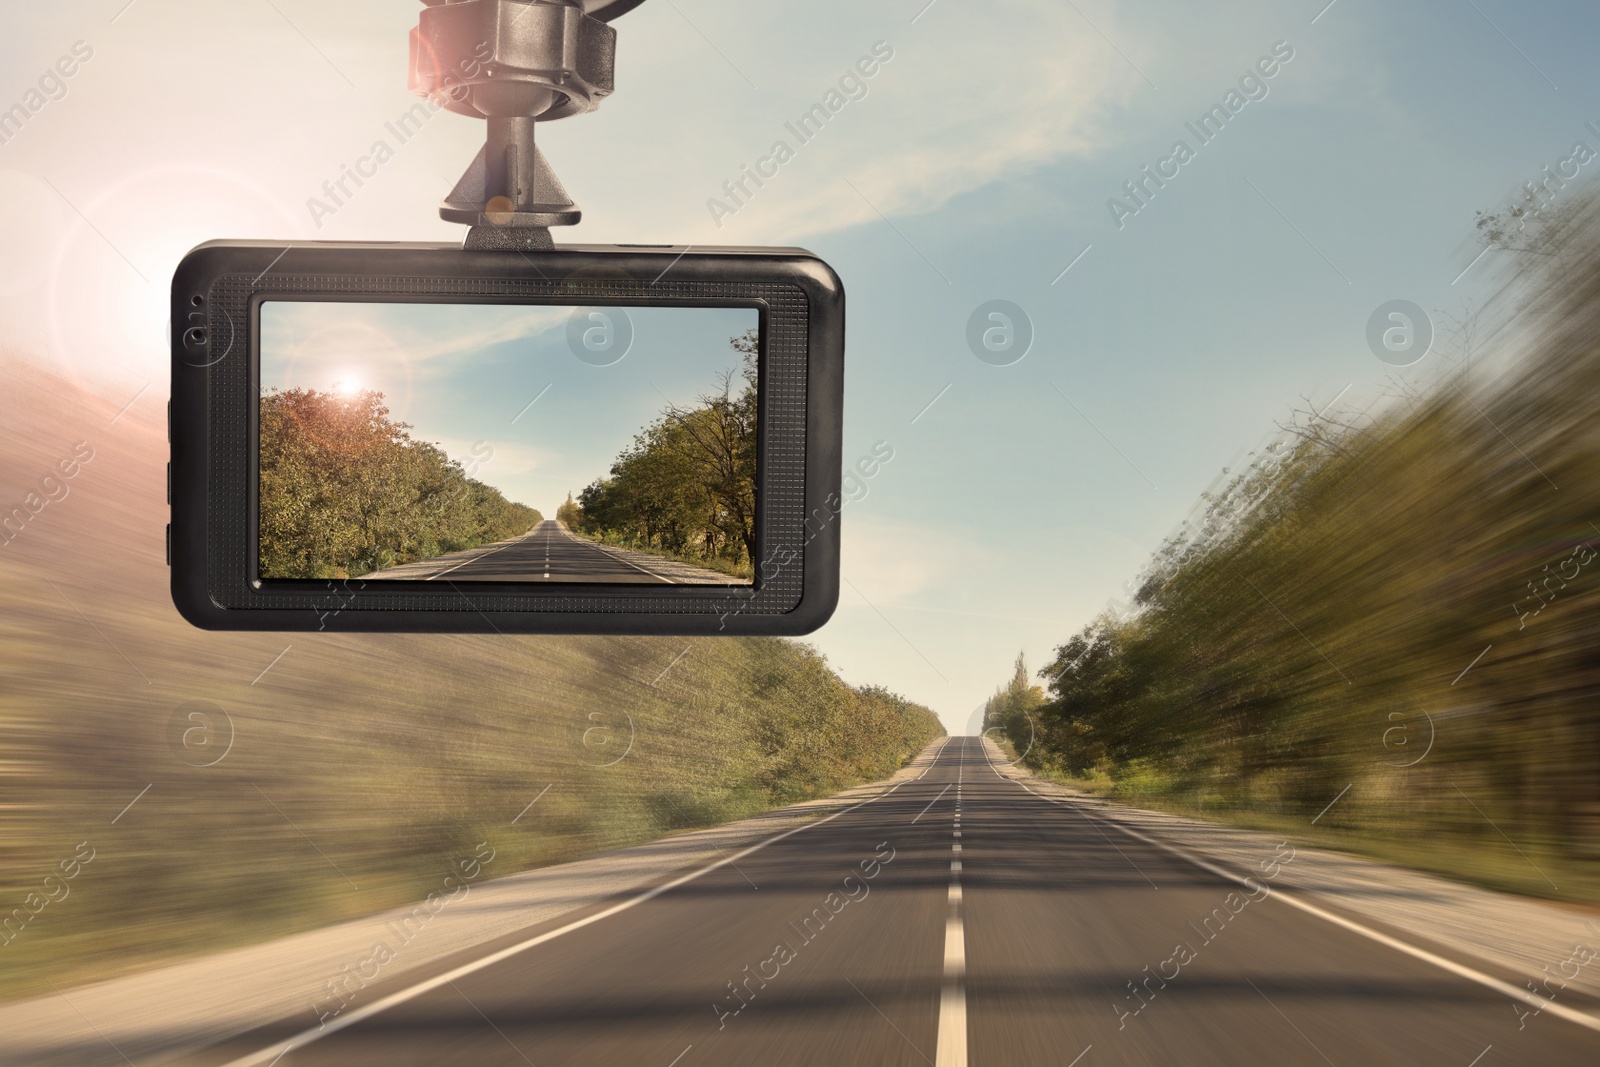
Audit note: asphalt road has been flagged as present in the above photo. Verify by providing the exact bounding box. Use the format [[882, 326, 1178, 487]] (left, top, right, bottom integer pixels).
[[197, 738, 1600, 1066], [368, 519, 697, 584]]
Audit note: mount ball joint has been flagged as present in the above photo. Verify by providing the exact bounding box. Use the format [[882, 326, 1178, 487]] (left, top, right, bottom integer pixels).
[[409, 0, 641, 248]]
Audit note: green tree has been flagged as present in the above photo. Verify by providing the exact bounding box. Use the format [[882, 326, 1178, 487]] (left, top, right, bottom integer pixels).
[[570, 332, 759, 578], [987, 187, 1600, 892], [259, 388, 540, 579]]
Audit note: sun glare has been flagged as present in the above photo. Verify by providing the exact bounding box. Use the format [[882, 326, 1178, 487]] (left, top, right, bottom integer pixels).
[[333, 377, 361, 397]]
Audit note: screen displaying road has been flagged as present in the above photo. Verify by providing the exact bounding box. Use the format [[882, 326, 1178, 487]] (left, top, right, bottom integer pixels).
[[257, 301, 760, 585]]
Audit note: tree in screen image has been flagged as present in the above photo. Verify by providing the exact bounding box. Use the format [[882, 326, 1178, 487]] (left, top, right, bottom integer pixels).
[[258, 388, 541, 579], [568, 331, 759, 579]]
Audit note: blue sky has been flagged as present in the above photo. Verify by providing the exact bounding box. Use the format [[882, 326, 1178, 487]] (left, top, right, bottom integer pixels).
[[260, 302, 756, 516], [2, 0, 1597, 731]]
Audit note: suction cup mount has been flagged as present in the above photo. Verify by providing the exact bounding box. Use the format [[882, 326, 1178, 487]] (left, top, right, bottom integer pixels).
[[409, 0, 647, 250]]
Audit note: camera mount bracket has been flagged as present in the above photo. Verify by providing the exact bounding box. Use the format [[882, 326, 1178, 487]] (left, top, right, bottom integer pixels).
[[409, 0, 648, 250]]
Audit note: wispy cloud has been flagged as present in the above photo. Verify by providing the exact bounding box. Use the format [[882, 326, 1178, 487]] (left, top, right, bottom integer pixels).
[[261, 303, 569, 384], [581, 0, 1146, 243]]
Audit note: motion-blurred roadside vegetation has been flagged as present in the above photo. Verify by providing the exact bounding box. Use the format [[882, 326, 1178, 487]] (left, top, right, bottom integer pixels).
[[564, 330, 759, 580], [258, 387, 542, 579], [0, 365, 941, 1000], [989, 186, 1600, 903]]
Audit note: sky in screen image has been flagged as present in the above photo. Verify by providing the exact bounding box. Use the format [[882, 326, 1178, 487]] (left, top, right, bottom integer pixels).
[[4, 0, 1599, 731], [259, 302, 758, 517]]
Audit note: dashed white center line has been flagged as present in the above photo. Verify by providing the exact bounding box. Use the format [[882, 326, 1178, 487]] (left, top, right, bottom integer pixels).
[[943, 898, 965, 977], [935, 738, 969, 1067]]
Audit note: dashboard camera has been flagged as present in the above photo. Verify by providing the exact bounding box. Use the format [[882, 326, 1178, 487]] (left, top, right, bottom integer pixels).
[[168, 0, 845, 635]]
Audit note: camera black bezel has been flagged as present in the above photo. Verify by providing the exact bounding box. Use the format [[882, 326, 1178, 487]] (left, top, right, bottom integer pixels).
[[170, 242, 843, 635]]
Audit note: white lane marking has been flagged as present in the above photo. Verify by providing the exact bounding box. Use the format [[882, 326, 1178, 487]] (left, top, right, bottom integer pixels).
[[218, 761, 930, 1067], [936, 737, 969, 1067], [942, 912, 965, 972], [545, 520, 553, 581], [558, 520, 681, 584], [919, 737, 953, 779], [979, 742, 1600, 1037], [935, 963, 968, 1067], [423, 532, 530, 581]]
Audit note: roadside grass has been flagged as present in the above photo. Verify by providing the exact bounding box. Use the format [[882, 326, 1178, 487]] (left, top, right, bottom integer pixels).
[[1016, 761, 1600, 906], [0, 358, 941, 1002], [985, 192, 1600, 910]]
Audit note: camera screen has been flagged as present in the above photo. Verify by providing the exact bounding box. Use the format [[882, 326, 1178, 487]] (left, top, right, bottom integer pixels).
[[257, 301, 761, 586]]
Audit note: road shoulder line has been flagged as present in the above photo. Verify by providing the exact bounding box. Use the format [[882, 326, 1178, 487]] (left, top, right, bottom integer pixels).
[[213, 737, 953, 1067], [979, 739, 1600, 1037]]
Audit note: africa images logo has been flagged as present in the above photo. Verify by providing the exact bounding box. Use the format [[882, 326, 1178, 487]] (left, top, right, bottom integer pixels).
[[1106, 41, 1295, 230]]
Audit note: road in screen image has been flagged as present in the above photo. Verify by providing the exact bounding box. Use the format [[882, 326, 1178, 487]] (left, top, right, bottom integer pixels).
[[368, 518, 736, 584]]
